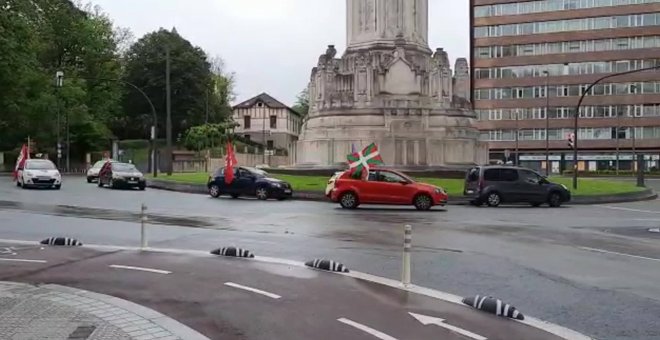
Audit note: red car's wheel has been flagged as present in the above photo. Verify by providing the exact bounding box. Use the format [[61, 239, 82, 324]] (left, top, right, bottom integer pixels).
[[413, 194, 433, 211], [339, 192, 359, 209]]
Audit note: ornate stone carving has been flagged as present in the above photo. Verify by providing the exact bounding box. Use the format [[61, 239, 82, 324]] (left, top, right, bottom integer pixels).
[[297, 0, 486, 167]]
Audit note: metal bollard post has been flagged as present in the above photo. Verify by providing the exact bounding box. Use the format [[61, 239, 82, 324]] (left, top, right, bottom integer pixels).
[[140, 203, 148, 250], [402, 224, 412, 286]]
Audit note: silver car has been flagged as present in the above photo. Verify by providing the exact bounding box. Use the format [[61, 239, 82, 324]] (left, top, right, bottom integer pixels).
[[86, 160, 110, 183]]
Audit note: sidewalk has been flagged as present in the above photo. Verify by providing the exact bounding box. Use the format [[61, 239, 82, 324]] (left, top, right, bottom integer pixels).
[[0, 281, 208, 340]]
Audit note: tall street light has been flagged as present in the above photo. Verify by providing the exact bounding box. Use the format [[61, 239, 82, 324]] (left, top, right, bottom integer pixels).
[[77, 76, 159, 177], [543, 70, 550, 176], [572, 65, 660, 190]]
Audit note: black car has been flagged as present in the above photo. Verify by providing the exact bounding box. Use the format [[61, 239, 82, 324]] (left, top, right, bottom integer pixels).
[[98, 162, 146, 190], [207, 166, 293, 200], [464, 166, 571, 207]]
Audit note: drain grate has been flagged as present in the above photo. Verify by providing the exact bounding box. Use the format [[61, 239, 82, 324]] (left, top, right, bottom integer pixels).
[[68, 325, 97, 339]]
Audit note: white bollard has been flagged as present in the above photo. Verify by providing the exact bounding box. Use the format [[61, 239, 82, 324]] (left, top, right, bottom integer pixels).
[[140, 203, 148, 250], [402, 224, 412, 286]]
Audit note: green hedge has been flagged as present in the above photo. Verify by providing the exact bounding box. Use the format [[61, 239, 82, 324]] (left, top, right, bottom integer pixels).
[[563, 170, 660, 176]]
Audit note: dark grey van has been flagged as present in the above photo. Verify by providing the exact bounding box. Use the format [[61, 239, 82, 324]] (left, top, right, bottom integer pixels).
[[464, 166, 571, 207]]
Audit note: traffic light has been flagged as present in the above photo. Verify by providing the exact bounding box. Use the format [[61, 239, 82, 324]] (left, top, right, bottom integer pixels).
[[567, 133, 575, 149]]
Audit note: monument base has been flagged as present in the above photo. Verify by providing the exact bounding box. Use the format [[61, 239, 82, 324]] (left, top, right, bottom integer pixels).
[[296, 111, 489, 167]]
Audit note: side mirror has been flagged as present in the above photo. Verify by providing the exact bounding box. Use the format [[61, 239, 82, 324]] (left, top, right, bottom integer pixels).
[[400, 180, 410, 185]]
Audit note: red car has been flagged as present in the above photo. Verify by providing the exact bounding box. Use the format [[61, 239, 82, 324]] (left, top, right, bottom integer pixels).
[[330, 169, 448, 210]]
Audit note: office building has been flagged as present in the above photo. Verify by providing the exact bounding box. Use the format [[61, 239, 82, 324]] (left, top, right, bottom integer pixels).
[[471, 0, 660, 173]]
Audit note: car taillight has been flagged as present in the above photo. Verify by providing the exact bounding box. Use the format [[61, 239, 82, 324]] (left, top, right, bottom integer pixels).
[[478, 178, 484, 192]]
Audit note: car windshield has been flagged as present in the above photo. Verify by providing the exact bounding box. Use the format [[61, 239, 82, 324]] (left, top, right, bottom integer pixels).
[[244, 167, 268, 177], [25, 160, 56, 170], [112, 163, 137, 172]]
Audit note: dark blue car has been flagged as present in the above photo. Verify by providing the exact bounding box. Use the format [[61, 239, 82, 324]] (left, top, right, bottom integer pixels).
[[207, 166, 293, 200]]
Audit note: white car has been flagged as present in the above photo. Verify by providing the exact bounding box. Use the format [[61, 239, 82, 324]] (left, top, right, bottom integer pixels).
[[325, 171, 345, 197], [17, 159, 62, 190], [86, 160, 110, 183]]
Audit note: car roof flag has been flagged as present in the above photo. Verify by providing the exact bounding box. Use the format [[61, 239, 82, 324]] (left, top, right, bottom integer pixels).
[[347, 143, 384, 179], [225, 140, 237, 185], [13, 144, 29, 180]]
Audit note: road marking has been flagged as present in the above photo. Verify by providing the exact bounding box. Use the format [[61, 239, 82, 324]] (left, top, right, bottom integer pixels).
[[337, 318, 398, 340], [579, 247, 660, 263], [224, 282, 281, 299], [0, 258, 47, 263], [600, 205, 660, 214], [109, 265, 171, 274], [0, 239, 594, 340], [408, 312, 487, 340]]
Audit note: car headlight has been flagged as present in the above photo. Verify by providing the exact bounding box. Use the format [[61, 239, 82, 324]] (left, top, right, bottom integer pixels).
[[54, 172, 61, 178], [561, 184, 568, 191], [271, 182, 282, 188], [112, 174, 121, 179], [435, 187, 445, 194], [25, 171, 34, 177]]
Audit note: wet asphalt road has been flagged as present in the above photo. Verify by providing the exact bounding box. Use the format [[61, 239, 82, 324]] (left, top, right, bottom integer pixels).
[[0, 243, 563, 340], [1, 176, 660, 339]]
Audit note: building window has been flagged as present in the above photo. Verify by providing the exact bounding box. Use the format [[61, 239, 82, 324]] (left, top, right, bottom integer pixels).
[[267, 140, 274, 150], [243, 116, 251, 129], [257, 102, 264, 108], [270, 115, 277, 129]]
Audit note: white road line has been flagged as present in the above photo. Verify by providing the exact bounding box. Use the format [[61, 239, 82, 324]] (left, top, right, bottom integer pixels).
[[0, 258, 47, 263], [579, 247, 660, 263], [224, 282, 281, 299], [599, 205, 660, 214], [408, 312, 487, 340], [337, 318, 399, 340], [109, 264, 171, 274]]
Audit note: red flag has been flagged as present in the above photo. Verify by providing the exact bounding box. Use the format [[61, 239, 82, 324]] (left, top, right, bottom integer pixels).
[[225, 141, 237, 184], [13, 144, 30, 180]]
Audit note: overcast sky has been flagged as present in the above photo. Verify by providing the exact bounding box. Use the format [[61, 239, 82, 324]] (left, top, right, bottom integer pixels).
[[91, 0, 469, 106]]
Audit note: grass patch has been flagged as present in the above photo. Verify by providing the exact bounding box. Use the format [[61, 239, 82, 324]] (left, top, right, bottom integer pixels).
[[149, 172, 644, 196]]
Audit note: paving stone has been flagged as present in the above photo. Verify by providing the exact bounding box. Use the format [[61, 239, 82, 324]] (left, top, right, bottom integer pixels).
[[0, 282, 206, 340]]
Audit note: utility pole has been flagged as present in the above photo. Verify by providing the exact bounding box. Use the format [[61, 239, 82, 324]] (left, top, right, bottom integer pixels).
[[543, 70, 550, 176], [205, 88, 209, 124], [165, 47, 173, 176], [631, 85, 637, 176], [66, 107, 70, 171], [55, 71, 64, 169], [616, 109, 620, 175]]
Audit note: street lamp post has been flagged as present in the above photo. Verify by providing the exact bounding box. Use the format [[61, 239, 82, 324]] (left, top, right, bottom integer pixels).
[[543, 70, 550, 176], [515, 109, 519, 166], [631, 84, 637, 177], [80, 77, 158, 177], [572, 65, 660, 190]]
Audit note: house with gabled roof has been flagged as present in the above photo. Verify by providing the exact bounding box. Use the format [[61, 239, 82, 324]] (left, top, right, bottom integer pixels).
[[232, 93, 303, 163]]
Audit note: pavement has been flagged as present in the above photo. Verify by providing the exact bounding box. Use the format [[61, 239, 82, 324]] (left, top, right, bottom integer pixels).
[[0, 242, 564, 340], [1, 176, 660, 339]]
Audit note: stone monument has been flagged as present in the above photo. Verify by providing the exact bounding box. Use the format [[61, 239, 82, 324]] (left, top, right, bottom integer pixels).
[[296, 0, 488, 168]]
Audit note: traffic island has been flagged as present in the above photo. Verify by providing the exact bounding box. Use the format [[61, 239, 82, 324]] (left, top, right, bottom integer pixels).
[[148, 175, 656, 205]]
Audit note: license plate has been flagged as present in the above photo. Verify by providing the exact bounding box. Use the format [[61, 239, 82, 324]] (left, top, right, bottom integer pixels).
[[284, 189, 292, 194], [467, 190, 474, 194], [128, 180, 138, 184]]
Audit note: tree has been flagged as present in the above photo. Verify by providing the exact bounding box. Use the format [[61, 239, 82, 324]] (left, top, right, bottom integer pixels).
[[292, 88, 309, 117], [0, 0, 124, 159], [207, 55, 235, 123], [183, 122, 238, 152], [121, 28, 229, 141]]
